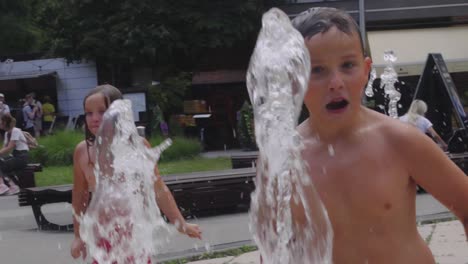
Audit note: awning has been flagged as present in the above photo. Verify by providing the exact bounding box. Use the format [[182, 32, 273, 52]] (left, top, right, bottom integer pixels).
[[0, 70, 57, 81]]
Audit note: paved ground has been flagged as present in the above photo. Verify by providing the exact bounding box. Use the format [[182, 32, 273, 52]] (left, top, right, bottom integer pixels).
[[0, 149, 462, 263], [0, 192, 461, 263], [187, 220, 468, 264]]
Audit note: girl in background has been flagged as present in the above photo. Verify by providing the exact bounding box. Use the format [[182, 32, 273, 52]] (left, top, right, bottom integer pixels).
[[0, 114, 29, 195], [70, 84, 201, 262], [399, 99, 448, 150]]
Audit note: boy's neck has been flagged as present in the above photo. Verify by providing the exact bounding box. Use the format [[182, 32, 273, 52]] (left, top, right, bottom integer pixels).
[[305, 106, 367, 143]]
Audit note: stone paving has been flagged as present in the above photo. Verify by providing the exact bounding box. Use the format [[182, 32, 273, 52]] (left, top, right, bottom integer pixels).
[[187, 220, 468, 264]]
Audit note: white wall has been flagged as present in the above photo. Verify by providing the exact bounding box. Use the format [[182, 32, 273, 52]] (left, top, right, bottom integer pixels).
[[368, 25, 468, 67], [4, 58, 97, 118]]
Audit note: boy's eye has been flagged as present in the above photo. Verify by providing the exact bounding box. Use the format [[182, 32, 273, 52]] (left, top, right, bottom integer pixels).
[[342, 62, 355, 69], [311, 66, 324, 74], [85, 112, 92, 117]]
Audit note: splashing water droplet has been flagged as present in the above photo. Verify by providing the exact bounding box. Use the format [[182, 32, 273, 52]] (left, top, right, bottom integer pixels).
[[205, 242, 212, 253], [328, 145, 335, 157], [246, 8, 332, 264], [380, 50, 401, 118], [365, 68, 376, 97]]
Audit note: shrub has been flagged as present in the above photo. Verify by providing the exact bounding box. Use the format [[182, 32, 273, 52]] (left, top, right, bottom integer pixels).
[[149, 136, 202, 162], [30, 130, 84, 166], [237, 101, 257, 150], [30, 131, 202, 166]]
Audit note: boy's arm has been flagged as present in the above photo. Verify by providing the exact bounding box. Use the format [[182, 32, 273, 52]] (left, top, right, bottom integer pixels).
[[403, 128, 468, 235]]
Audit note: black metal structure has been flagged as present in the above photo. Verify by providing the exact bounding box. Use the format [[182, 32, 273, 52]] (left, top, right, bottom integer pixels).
[[413, 53, 468, 153]]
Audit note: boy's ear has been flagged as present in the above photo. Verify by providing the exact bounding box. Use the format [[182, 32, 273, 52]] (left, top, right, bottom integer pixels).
[[364, 57, 372, 77]]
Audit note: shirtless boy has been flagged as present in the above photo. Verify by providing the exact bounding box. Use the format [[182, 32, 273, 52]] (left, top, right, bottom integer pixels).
[[291, 7, 468, 263]]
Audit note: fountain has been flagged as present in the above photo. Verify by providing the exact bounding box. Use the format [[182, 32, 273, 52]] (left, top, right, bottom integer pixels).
[[77, 99, 173, 264], [380, 50, 401, 118], [246, 8, 333, 264]]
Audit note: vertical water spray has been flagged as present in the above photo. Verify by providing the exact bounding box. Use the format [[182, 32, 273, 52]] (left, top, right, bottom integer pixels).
[[380, 50, 401, 118], [246, 8, 333, 264], [77, 99, 173, 264], [364, 67, 377, 97]]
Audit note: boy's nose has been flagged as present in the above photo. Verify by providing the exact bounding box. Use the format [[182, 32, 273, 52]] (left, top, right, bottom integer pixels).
[[328, 71, 344, 91]]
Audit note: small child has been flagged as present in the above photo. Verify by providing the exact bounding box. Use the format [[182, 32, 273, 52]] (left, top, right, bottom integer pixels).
[[399, 99, 448, 150], [70, 85, 201, 262], [289, 7, 468, 263]]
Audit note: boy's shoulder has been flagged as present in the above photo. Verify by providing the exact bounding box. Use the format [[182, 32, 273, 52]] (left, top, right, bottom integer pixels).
[[365, 109, 429, 147]]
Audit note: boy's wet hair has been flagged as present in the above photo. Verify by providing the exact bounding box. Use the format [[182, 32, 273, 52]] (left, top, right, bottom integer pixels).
[[292, 7, 366, 56]]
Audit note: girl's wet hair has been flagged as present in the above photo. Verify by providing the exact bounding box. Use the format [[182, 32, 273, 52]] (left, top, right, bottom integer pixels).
[[83, 84, 123, 163], [291, 7, 365, 56]]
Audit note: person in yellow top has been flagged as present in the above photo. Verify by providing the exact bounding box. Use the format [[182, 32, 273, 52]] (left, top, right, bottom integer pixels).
[[42, 96, 55, 135]]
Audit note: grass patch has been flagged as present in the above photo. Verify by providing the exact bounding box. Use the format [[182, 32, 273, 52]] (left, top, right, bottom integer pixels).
[[36, 156, 231, 187], [35, 166, 73, 187], [162, 245, 257, 264], [158, 157, 231, 175]]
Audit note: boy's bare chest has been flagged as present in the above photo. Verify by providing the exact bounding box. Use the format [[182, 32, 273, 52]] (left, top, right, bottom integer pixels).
[[302, 141, 411, 220]]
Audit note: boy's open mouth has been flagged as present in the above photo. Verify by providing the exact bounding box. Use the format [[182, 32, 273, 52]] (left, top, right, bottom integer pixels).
[[326, 99, 349, 111]]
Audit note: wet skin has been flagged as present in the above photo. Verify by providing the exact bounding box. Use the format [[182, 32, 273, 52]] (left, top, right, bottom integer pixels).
[[296, 26, 468, 263]]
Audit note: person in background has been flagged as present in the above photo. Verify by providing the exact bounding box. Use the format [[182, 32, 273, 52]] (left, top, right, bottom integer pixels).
[[0, 93, 11, 138], [71, 84, 201, 262], [31, 93, 43, 137], [399, 99, 448, 151], [42, 96, 56, 135], [22, 94, 38, 136], [0, 114, 29, 195], [15, 99, 26, 131], [0, 93, 10, 120]]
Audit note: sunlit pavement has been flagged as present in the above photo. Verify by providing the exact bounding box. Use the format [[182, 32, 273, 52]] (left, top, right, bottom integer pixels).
[[187, 220, 468, 264], [0, 193, 465, 263]]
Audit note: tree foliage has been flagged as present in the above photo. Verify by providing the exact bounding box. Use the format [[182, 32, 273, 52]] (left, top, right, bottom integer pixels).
[[0, 0, 42, 56], [36, 0, 280, 69]]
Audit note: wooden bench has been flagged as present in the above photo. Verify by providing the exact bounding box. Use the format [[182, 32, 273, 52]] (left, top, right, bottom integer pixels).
[[231, 154, 258, 169], [10, 163, 42, 188], [18, 168, 256, 231]]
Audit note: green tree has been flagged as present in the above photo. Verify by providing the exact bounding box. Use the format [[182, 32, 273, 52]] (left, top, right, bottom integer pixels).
[[147, 72, 191, 133], [36, 0, 279, 69], [0, 0, 43, 56]]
